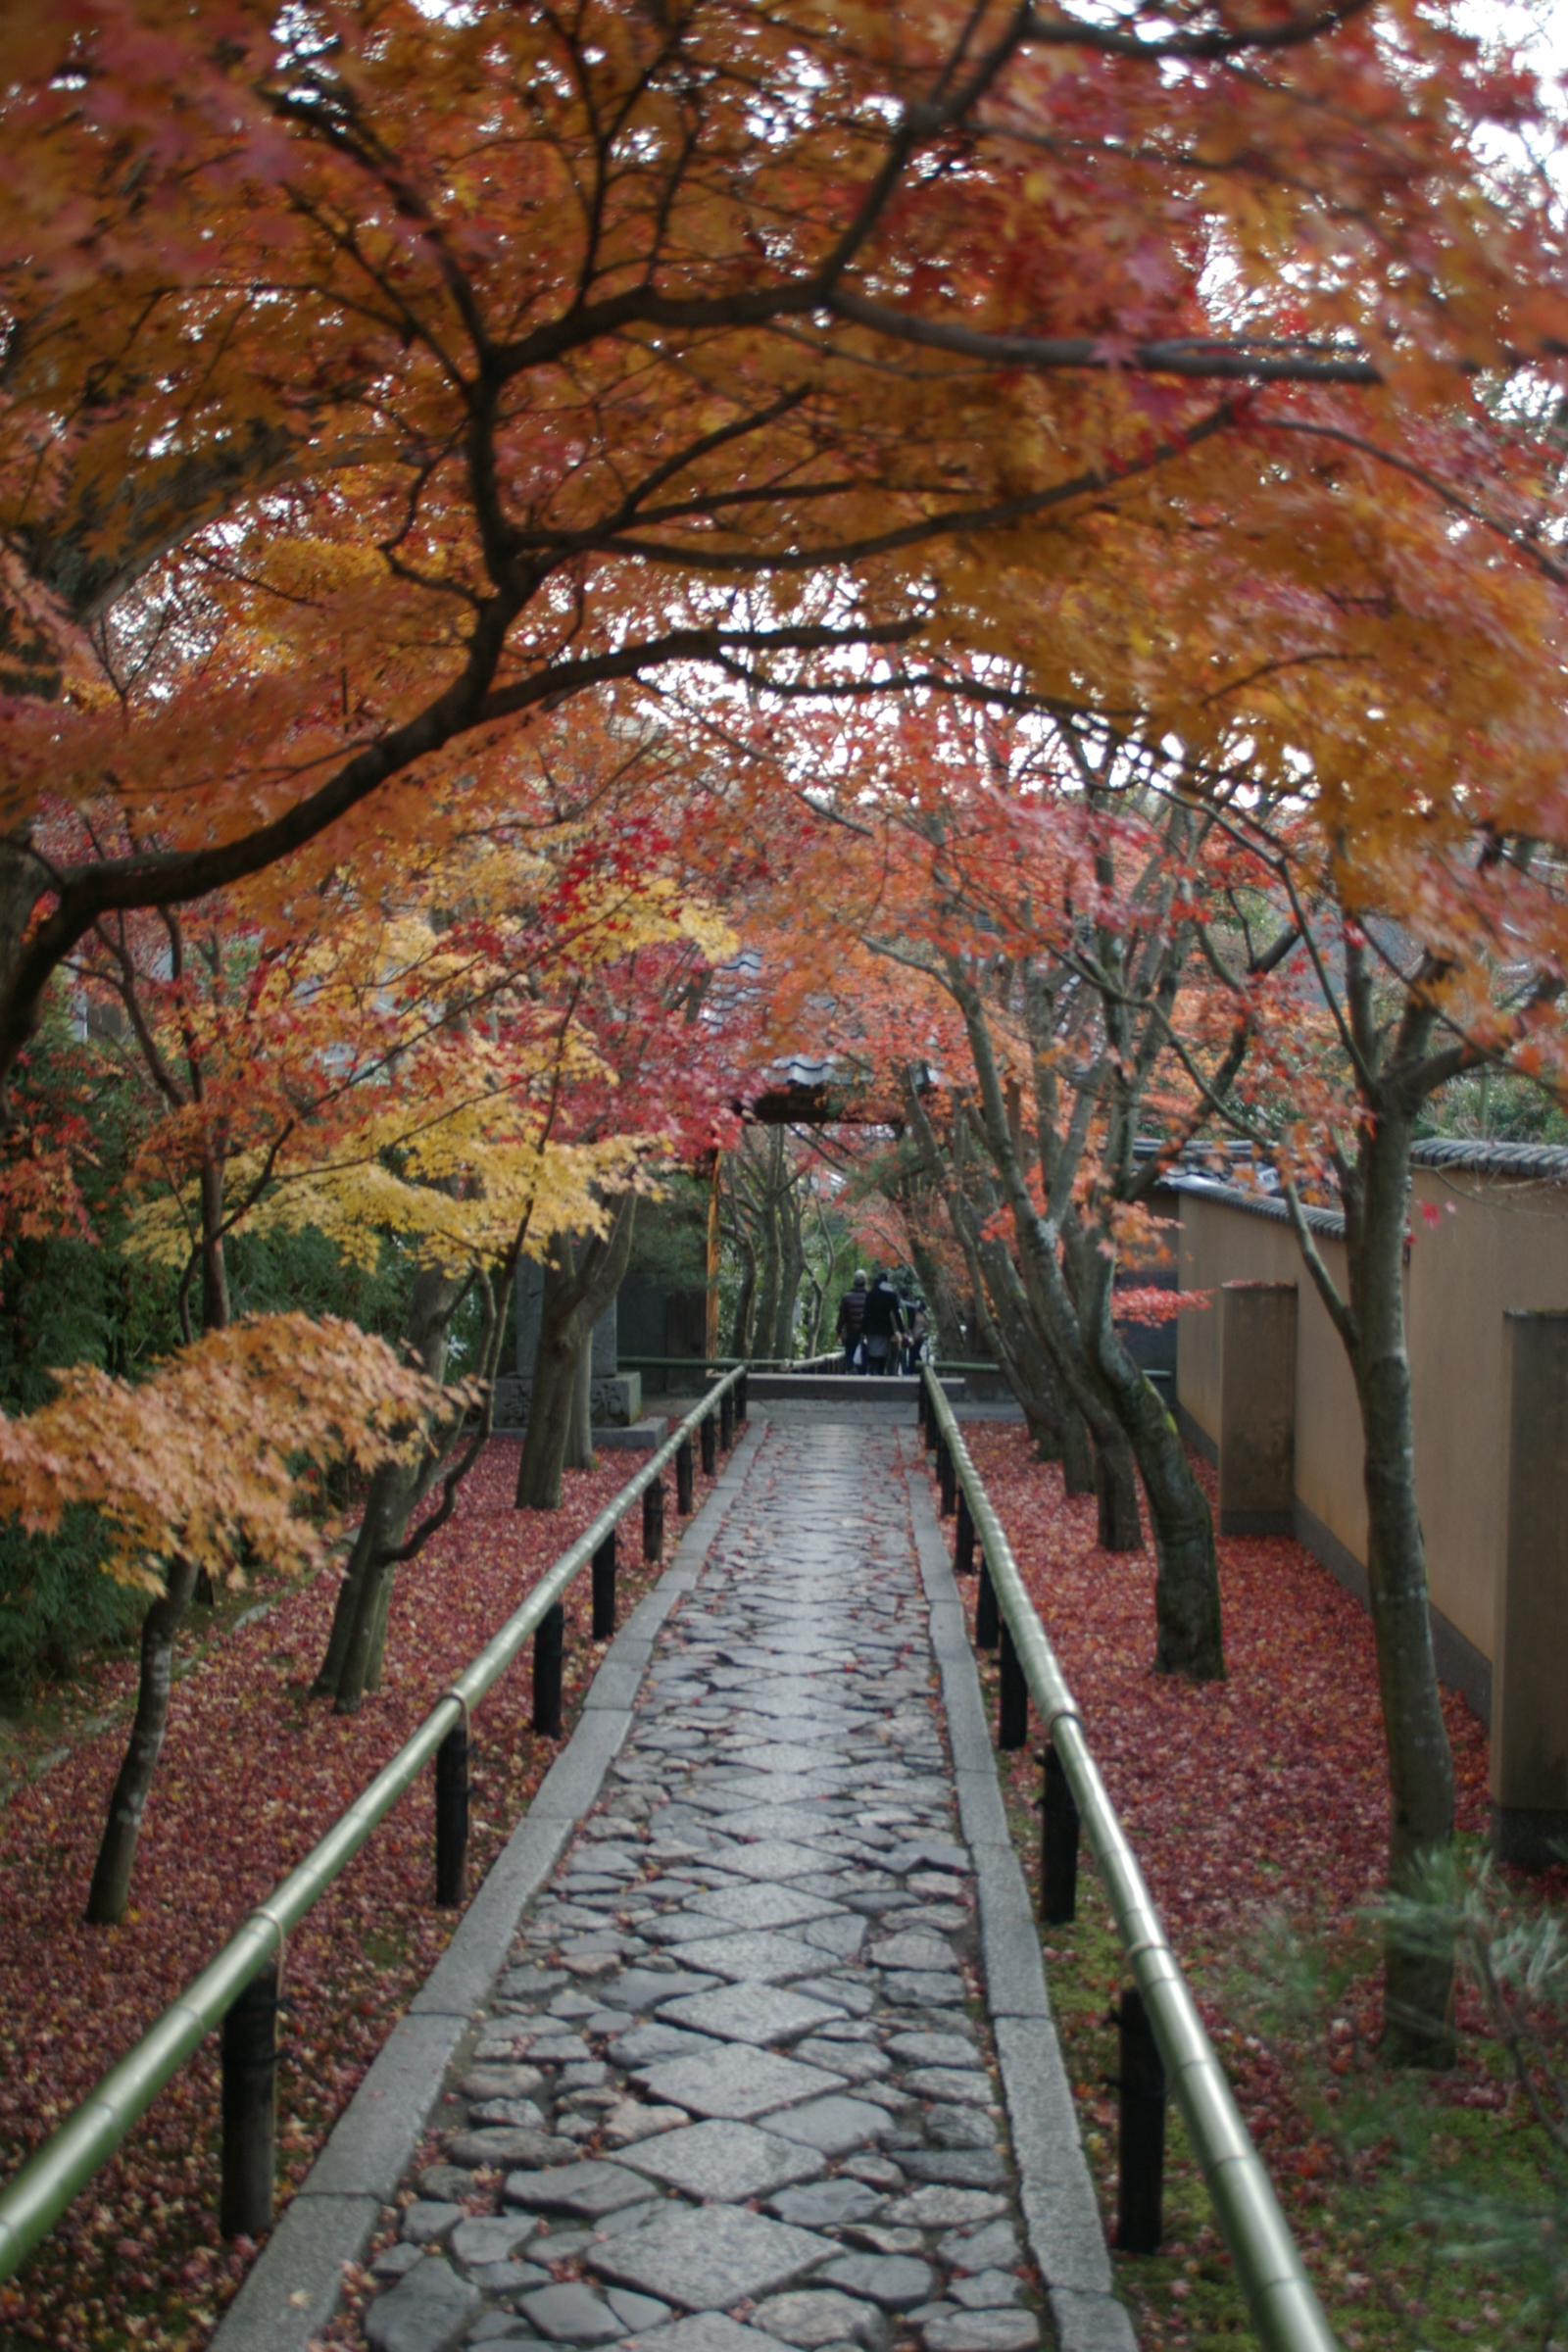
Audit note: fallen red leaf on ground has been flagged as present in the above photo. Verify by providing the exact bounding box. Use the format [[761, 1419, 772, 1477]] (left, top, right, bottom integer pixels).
[[960, 1422, 1492, 1951], [0, 1439, 709, 2351], [946, 1423, 1568, 2251]]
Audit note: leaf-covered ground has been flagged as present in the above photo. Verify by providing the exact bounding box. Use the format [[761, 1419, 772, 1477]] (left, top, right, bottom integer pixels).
[[0, 1438, 710, 2352], [946, 1423, 1566, 2352]]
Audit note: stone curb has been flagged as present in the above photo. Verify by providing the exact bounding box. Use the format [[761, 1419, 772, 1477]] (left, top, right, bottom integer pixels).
[[211, 1418, 767, 2352], [904, 1449, 1139, 2352]]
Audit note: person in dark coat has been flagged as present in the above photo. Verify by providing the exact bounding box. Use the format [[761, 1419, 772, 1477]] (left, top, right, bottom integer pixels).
[[836, 1269, 868, 1370], [860, 1270, 906, 1375]]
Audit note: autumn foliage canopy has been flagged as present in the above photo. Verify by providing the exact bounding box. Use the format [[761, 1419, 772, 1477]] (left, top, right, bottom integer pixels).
[[0, 0, 1565, 2126]]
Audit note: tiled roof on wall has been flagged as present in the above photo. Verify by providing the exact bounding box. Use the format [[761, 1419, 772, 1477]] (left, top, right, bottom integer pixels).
[[1408, 1138, 1568, 1180], [1159, 1172, 1348, 1240], [1157, 1139, 1568, 1242]]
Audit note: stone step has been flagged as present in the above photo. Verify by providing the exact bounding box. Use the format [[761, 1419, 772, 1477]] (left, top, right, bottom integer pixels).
[[740, 1375, 967, 1401]]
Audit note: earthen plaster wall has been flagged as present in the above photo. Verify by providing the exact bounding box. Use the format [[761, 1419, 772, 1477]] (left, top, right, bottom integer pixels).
[[1174, 1166, 1568, 1703]]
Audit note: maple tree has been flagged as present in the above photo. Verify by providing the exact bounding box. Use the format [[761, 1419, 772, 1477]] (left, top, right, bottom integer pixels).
[[0, 0, 1562, 2123], [872, 1186, 971, 1367], [852, 618, 1568, 2045], [3, 0, 1566, 1118], [40, 708, 740, 1702], [515, 1205, 640, 1505], [511, 881, 746, 1509], [665, 176, 1568, 1992], [0, 732, 744, 1949], [721, 1129, 814, 1361], [0, 1437, 707, 2352], [293, 894, 733, 1682], [0, 1310, 457, 1923], [715, 694, 1248, 1675], [720, 1124, 902, 1362], [1152, 790, 1568, 2060]]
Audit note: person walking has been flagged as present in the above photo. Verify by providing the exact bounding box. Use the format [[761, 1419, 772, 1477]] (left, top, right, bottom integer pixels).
[[836, 1270, 869, 1371], [860, 1269, 906, 1377], [904, 1298, 930, 1374]]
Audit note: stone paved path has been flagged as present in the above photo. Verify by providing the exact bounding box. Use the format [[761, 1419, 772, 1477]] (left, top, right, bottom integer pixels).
[[357, 1420, 1055, 2352]]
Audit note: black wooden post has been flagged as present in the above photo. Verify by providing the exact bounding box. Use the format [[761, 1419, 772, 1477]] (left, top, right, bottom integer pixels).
[[923, 1397, 939, 1452], [533, 1601, 564, 1737], [1040, 1741, 1080, 1924], [976, 1550, 1000, 1649], [675, 1438, 694, 1516], [938, 1436, 956, 1517], [220, 1954, 279, 2239], [999, 1620, 1028, 1750], [916, 1379, 927, 1432], [720, 1384, 735, 1451], [1117, 1987, 1166, 2253], [701, 1409, 716, 1477], [954, 1490, 976, 1575], [434, 1719, 469, 1907], [592, 1530, 617, 1640], [737, 1369, 749, 1424], [643, 1476, 664, 1564]]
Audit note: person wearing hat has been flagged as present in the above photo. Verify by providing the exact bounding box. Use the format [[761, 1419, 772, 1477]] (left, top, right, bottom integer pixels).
[[836, 1269, 869, 1371]]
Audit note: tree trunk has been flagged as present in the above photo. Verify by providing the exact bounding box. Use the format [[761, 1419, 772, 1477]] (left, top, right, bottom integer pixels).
[[516, 1200, 638, 1510], [85, 1555, 198, 1924], [1014, 1259, 1143, 1544], [313, 1457, 410, 1700], [978, 1249, 1096, 1483], [1095, 1432, 1144, 1549], [1058, 1396, 1096, 1494], [564, 1331, 594, 1471], [1349, 1115, 1456, 2064], [1101, 1347, 1220, 1662], [331, 1472, 416, 1713], [316, 1262, 465, 1709], [729, 1230, 758, 1356], [909, 1235, 964, 1362], [1073, 1243, 1221, 1672], [972, 1244, 1071, 1466], [942, 1008, 1222, 1660], [804, 1269, 825, 1356], [754, 1195, 782, 1362], [774, 1188, 806, 1359], [199, 1151, 230, 1333], [363, 1565, 395, 1696], [962, 1161, 1144, 1545], [0, 830, 44, 1119], [514, 1250, 584, 1511]]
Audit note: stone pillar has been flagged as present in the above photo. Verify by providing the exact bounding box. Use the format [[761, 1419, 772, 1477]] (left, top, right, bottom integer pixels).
[[1493, 1311, 1568, 1865], [590, 1282, 639, 1427], [1217, 1282, 1297, 1537]]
